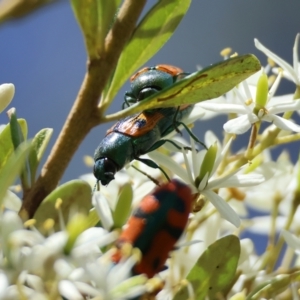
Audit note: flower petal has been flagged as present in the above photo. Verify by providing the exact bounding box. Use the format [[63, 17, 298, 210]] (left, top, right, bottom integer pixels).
[[199, 102, 248, 114], [255, 38, 298, 84], [293, 33, 299, 76], [0, 272, 9, 298], [148, 151, 190, 183], [265, 114, 300, 132], [223, 114, 254, 134], [268, 71, 282, 99], [268, 100, 300, 115], [272, 67, 296, 83], [59, 280, 84, 300], [92, 192, 113, 231], [3, 190, 22, 211], [282, 229, 300, 253], [202, 190, 241, 227], [0, 83, 15, 113], [212, 136, 233, 175], [208, 173, 266, 189]]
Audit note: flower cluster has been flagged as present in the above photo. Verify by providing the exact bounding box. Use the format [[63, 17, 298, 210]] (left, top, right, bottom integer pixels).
[[1, 34, 300, 299]]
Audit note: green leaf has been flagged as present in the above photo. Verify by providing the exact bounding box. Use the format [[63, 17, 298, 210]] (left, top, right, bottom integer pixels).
[[28, 128, 53, 185], [0, 141, 32, 207], [71, 0, 99, 58], [0, 119, 27, 172], [196, 142, 218, 186], [8, 109, 30, 189], [98, 0, 121, 50], [8, 108, 25, 150], [64, 213, 90, 255], [112, 183, 133, 228], [71, 0, 120, 58], [33, 180, 92, 231], [103, 0, 191, 105], [174, 235, 240, 300], [246, 274, 295, 300], [110, 54, 261, 118], [87, 208, 100, 227]]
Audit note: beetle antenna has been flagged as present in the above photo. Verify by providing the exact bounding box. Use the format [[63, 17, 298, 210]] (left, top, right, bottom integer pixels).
[[92, 181, 100, 194]]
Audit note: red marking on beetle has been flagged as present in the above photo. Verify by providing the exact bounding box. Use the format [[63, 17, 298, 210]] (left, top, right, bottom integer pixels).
[[130, 65, 184, 82], [139, 195, 160, 214], [155, 65, 184, 76], [106, 110, 166, 137], [130, 67, 151, 82], [115, 216, 146, 246], [112, 180, 194, 278], [167, 207, 189, 228]]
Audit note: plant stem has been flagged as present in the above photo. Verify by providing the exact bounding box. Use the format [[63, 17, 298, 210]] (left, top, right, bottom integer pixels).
[[20, 0, 146, 220], [0, 0, 60, 22]]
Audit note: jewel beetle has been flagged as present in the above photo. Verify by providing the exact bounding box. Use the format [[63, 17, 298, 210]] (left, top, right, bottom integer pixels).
[[93, 104, 193, 185], [123, 64, 187, 108], [112, 179, 194, 278], [94, 65, 196, 186], [94, 55, 261, 185]]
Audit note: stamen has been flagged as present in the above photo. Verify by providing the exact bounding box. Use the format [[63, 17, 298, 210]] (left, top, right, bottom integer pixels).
[[83, 155, 94, 167], [245, 98, 253, 106], [268, 57, 276, 67], [24, 219, 36, 228], [268, 75, 276, 86], [145, 277, 164, 293], [55, 198, 63, 210], [220, 47, 232, 58], [55, 198, 65, 230], [121, 242, 134, 258], [258, 108, 266, 118], [13, 185, 22, 193], [43, 218, 55, 232], [131, 247, 142, 263]]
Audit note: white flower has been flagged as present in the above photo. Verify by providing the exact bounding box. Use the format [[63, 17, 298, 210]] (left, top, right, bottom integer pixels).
[[243, 151, 294, 213], [0, 209, 144, 299], [3, 190, 22, 211], [149, 131, 269, 227], [0, 83, 14, 113], [282, 230, 300, 254], [243, 152, 300, 237], [199, 71, 300, 134], [255, 34, 300, 87]]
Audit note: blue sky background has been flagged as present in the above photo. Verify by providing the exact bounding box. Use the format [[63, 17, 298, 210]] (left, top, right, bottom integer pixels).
[[0, 0, 299, 184]]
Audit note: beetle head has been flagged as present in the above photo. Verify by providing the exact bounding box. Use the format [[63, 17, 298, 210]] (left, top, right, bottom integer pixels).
[[129, 69, 174, 102], [93, 158, 118, 186]]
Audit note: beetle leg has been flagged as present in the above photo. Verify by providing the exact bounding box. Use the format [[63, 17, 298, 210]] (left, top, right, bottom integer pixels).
[[135, 157, 170, 182], [175, 121, 207, 150], [123, 92, 136, 109], [170, 107, 207, 150], [172, 106, 182, 135], [147, 139, 192, 152], [131, 164, 161, 186]]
